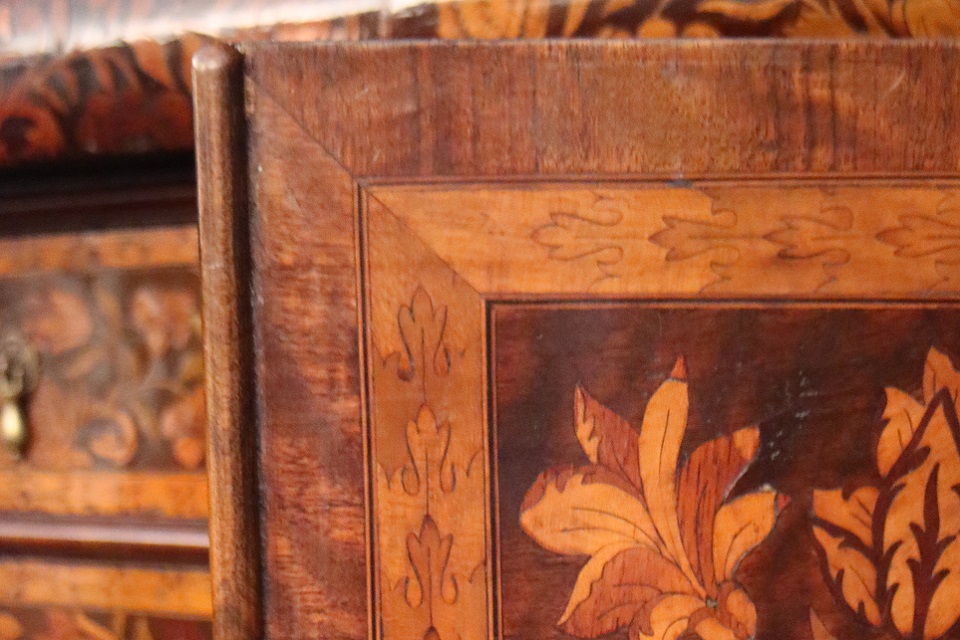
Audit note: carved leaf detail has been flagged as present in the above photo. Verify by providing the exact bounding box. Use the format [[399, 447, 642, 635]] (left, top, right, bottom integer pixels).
[[812, 347, 960, 639], [520, 359, 784, 640]]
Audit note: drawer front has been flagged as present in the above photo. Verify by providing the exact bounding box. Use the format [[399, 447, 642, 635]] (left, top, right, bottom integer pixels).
[[0, 226, 206, 520], [0, 558, 211, 639], [0, 608, 211, 640], [198, 40, 960, 640]]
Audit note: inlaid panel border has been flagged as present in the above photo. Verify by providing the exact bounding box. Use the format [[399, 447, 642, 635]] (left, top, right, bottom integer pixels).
[[203, 39, 960, 640], [360, 179, 960, 640]]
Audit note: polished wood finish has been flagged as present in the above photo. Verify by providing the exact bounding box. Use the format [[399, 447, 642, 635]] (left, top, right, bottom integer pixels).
[[193, 44, 259, 640], [0, 225, 208, 518], [0, 514, 208, 563], [0, 606, 211, 640], [0, 559, 211, 617], [198, 40, 960, 640], [0, 169, 210, 624], [6, 0, 960, 166]]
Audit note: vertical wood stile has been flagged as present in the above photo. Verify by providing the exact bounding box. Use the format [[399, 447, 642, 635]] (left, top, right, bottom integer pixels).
[[193, 42, 261, 640]]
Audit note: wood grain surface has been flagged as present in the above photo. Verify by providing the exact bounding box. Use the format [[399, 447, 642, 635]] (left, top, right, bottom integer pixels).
[[0, 606, 212, 640], [203, 40, 960, 640], [0, 559, 212, 617], [0, 224, 207, 519], [245, 69, 369, 640], [194, 43, 259, 640], [371, 185, 960, 297], [493, 304, 960, 640], [249, 41, 960, 178], [8, 0, 960, 166]]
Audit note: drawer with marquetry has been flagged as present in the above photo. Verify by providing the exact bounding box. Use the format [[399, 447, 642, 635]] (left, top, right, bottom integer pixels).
[[0, 224, 207, 528], [0, 175, 210, 629]]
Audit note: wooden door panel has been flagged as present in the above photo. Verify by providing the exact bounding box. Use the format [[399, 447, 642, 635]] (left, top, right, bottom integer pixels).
[[195, 40, 960, 640]]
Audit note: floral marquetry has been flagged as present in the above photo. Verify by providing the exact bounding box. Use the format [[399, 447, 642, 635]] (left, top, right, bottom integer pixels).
[[812, 348, 960, 640], [361, 183, 960, 640], [200, 40, 960, 640], [520, 360, 786, 640]]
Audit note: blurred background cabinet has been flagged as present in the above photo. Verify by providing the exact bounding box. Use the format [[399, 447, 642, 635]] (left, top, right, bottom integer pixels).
[[3, 0, 960, 638]]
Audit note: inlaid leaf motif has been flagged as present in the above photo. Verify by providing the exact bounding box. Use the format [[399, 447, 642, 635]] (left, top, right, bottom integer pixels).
[[520, 359, 785, 640], [877, 216, 960, 258], [812, 347, 960, 640], [532, 204, 624, 266], [377, 404, 487, 640], [809, 609, 839, 640], [376, 288, 456, 478], [648, 210, 743, 262], [764, 207, 853, 263], [575, 386, 643, 489], [406, 515, 457, 609]]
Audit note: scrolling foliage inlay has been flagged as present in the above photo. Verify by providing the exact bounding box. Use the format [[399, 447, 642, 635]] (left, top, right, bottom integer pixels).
[[373, 186, 960, 297], [519, 359, 786, 640], [374, 288, 486, 640], [812, 348, 960, 640], [368, 183, 960, 640]]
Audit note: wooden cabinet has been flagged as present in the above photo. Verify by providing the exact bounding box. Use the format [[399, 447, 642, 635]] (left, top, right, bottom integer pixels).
[[197, 40, 960, 640], [0, 172, 211, 638]]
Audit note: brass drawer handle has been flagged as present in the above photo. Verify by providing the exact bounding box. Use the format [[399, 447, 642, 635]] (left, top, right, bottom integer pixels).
[[0, 334, 39, 458]]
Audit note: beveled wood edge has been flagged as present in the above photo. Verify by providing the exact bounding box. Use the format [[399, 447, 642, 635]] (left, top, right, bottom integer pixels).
[[194, 42, 261, 640], [0, 514, 209, 564]]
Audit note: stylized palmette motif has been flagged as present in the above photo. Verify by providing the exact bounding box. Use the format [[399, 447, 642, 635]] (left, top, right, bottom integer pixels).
[[812, 348, 960, 640], [374, 289, 487, 640], [520, 358, 786, 640]]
